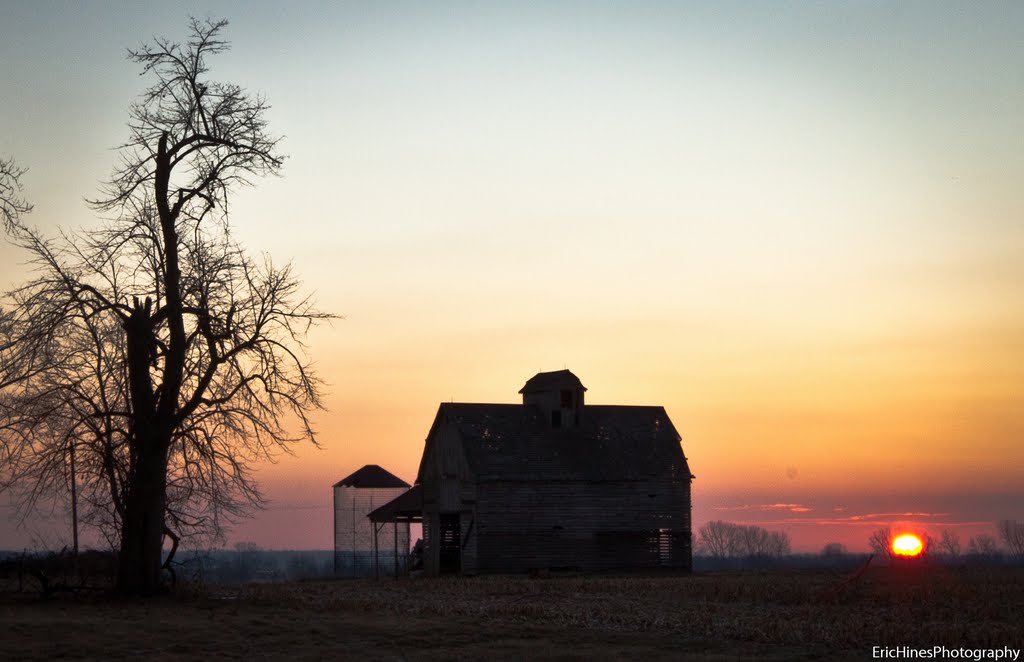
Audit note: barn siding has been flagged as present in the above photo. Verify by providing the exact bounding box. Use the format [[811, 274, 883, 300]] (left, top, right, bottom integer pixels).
[[423, 510, 438, 576], [417, 389, 694, 576], [421, 420, 479, 575], [472, 479, 691, 573]]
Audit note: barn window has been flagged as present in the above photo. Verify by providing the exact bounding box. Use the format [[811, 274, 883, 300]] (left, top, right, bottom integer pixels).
[[657, 528, 673, 566], [651, 532, 675, 569], [550, 410, 561, 428], [560, 389, 573, 407]]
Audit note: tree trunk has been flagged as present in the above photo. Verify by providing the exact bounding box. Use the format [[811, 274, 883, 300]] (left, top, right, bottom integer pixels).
[[114, 132, 185, 595], [116, 433, 169, 595], [117, 298, 171, 595]]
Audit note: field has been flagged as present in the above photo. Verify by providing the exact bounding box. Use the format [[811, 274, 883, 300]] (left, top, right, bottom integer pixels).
[[2, 565, 1022, 660]]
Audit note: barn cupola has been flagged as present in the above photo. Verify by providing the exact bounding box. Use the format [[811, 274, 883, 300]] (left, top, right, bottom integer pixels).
[[519, 369, 587, 429]]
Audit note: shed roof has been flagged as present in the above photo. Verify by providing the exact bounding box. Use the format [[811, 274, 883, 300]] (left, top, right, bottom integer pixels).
[[333, 464, 410, 489], [367, 485, 423, 523], [518, 369, 587, 394], [417, 403, 692, 483]]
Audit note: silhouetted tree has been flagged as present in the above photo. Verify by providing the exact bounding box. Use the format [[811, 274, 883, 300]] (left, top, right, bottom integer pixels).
[[996, 520, 1024, 558], [967, 534, 999, 560], [920, 532, 936, 557], [0, 19, 331, 594], [766, 530, 791, 556], [736, 524, 766, 557], [867, 527, 894, 559], [937, 529, 961, 560], [697, 520, 739, 559], [697, 521, 789, 559]]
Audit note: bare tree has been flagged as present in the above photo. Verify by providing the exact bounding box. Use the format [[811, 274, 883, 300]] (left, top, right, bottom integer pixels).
[[867, 527, 893, 559], [735, 523, 764, 557], [0, 19, 332, 594], [697, 520, 739, 559], [736, 524, 789, 557], [967, 534, 999, 560], [697, 521, 789, 559], [937, 529, 961, 560], [921, 532, 935, 557], [766, 530, 791, 556], [996, 520, 1024, 558]]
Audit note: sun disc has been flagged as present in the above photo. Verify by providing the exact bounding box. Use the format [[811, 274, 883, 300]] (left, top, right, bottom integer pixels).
[[891, 533, 924, 557]]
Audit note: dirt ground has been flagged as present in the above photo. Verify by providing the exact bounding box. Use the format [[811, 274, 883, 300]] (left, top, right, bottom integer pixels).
[[0, 599, 826, 661], [2, 567, 1022, 661]]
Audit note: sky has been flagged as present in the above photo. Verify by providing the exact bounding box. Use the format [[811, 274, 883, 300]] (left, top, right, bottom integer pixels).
[[1, 1, 1022, 553]]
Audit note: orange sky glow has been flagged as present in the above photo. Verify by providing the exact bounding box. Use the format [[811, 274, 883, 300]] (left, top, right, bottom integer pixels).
[[2, 3, 1023, 552]]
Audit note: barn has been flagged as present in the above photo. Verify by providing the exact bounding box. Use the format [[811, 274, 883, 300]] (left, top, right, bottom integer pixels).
[[371, 370, 693, 576]]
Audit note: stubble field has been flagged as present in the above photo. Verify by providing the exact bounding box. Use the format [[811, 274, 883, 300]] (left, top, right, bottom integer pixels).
[[1, 565, 1022, 660]]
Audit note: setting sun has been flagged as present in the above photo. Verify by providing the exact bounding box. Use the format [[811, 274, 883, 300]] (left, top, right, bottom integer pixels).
[[891, 534, 924, 557]]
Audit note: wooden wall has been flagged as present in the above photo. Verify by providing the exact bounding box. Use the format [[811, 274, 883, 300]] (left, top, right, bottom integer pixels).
[[468, 479, 691, 574], [420, 417, 475, 576], [420, 414, 692, 576]]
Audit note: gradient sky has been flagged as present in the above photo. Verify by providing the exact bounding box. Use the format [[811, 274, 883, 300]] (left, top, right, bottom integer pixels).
[[2, 1, 1022, 552]]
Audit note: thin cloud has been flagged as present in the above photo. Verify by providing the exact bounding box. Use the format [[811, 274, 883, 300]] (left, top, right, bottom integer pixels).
[[713, 503, 812, 513], [844, 511, 949, 522], [716, 509, 960, 528]]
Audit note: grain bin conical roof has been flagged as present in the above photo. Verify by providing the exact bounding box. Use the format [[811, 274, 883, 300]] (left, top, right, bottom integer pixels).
[[332, 464, 410, 489]]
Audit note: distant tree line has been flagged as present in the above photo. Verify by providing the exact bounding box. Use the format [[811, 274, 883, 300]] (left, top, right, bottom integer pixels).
[[172, 545, 334, 584], [696, 520, 791, 559], [695, 519, 1024, 565], [864, 520, 1024, 561]]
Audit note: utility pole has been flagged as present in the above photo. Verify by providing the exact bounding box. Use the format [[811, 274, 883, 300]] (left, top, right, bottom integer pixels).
[[69, 441, 80, 561]]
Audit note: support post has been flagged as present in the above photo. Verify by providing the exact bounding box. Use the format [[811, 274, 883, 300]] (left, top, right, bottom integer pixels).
[[332, 486, 336, 576], [373, 522, 380, 579]]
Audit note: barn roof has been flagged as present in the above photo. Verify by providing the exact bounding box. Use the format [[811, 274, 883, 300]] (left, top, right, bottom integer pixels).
[[333, 464, 410, 489], [518, 369, 587, 394], [417, 403, 692, 483]]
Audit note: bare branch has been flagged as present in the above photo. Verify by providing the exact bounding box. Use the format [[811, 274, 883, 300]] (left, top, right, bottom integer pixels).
[[1, 156, 34, 232]]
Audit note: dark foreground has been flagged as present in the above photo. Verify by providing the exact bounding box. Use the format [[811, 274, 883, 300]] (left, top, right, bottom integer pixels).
[[2, 566, 1022, 660]]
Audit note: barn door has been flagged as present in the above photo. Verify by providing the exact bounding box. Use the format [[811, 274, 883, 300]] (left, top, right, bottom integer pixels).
[[439, 514, 461, 575]]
